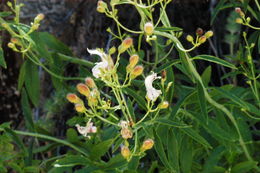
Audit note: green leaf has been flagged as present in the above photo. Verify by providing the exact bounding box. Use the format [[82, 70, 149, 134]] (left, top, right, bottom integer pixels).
[[197, 82, 208, 123], [154, 128, 171, 170], [24, 60, 40, 107], [214, 87, 260, 115], [193, 55, 237, 69], [180, 128, 212, 148], [167, 129, 180, 172], [154, 60, 180, 73], [18, 62, 26, 91], [201, 65, 212, 86], [21, 89, 35, 132], [123, 88, 147, 111], [90, 139, 114, 160], [202, 146, 225, 173], [66, 128, 79, 143], [54, 155, 92, 167], [231, 161, 257, 173], [0, 11, 12, 17], [0, 47, 7, 68], [154, 118, 191, 128], [101, 154, 127, 170], [4, 128, 27, 153], [156, 27, 182, 32], [180, 137, 193, 173]]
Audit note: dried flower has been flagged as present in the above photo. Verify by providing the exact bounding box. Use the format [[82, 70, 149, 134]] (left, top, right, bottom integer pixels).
[[121, 127, 133, 139], [196, 28, 203, 36], [145, 72, 162, 101], [144, 22, 154, 35]]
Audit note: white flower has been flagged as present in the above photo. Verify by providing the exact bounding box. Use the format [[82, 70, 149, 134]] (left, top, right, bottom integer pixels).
[[75, 121, 97, 138], [145, 72, 162, 101], [87, 48, 113, 78]]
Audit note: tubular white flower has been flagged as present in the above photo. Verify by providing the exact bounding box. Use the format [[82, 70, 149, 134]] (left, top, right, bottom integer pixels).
[[145, 72, 162, 101], [87, 48, 112, 78], [75, 121, 97, 137]]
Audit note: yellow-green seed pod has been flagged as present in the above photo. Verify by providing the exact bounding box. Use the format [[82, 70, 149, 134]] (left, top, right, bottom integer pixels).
[[186, 35, 194, 42], [204, 31, 213, 38]]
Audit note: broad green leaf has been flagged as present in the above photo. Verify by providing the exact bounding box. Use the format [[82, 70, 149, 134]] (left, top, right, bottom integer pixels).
[[24, 60, 40, 106], [197, 82, 208, 123], [101, 154, 127, 170], [90, 139, 114, 160], [4, 128, 27, 153], [18, 62, 26, 91], [193, 55, 237, 69], [231, 161, 257, 173], [154, 60, 180, 73], [180, 128, 212, 148], [167, 129, 180, 172], [214, 87, 260, 115], [23, 166, 39, 173], [123, 88, 147, 111], [154, 118, 191, 128], [0, 11, 12, 17], [166, 64, 175, 103], [21, 89, 35, 132], [169, 90, 195, 120], [58, 53, 94, 67], [201, 65, 212, 86], [154, 128, 171, 170], [66, 128, 79, 143], [180, 137, 193, 173], [0, 47, 6, 68], [202, 146, 225, 173], [128, 156, 140, 170]]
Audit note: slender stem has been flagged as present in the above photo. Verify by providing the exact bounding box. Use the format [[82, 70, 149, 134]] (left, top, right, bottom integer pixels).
[[254, 0, 260, 11]]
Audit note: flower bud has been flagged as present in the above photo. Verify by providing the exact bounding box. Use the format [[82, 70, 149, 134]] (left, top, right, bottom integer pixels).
[[118, 37, 133, 53], [198, 36, 207, 44], [31, 23, 40, 30], [130, 65, 144, 79], [35, 13, 45, 22], [11, 38, 18, 44], [85, 77, 96, 89], [235, 7, 241, 14], [121, 145, 131, 159], [141, 139, 154, 151], [186, 35, 194, 42], [159, 101, 169, 109], [97, 0, 107, 13], [161, 70, 167, 81], [196, 28, 203, 36], [127, 54, 139, 71], [246, 17, 251, 23], [77, 83, 90, 97], [204, 30, 213, 38], [121, 128, 133, 139], [144, 22, 154, 36], [7, 42, 15, 49], [66, 93, 80, 103], [75, 103, 86, 113], [236, 18, 243, 24]]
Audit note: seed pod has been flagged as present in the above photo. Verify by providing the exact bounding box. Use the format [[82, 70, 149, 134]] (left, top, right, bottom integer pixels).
[[159, 101, 169, 109]]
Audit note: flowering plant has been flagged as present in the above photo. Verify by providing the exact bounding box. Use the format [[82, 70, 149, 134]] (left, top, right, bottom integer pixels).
[[0, 0, 260, 172]]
